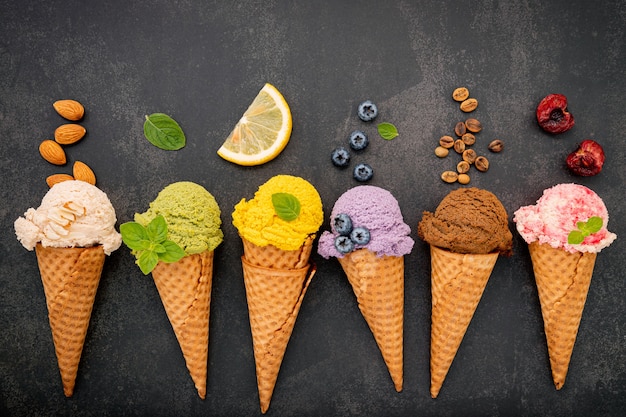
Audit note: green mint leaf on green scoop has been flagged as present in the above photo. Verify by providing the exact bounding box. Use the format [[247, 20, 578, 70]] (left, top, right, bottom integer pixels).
[[120, 215, 185, 274], [567, 216, 603, 245], [159, 241, 186, 262], [377, 122, 399, 140], [272, 193, 301, 221], [143, 113, 186, 150], [120, 222, 149, 250], [146, 214, 168, 242]]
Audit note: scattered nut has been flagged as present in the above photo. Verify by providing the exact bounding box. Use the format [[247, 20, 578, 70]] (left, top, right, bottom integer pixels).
[[458, 174, 471, 184], [475, 156, 490, 172], [53, 99, 85, 121], [73, 161, 96, 185], [462, 149, 477, 164], [46, 173, 74, 188], [453, 139, 465, 154], [439, 135, 455, 149], [457, 160, 470, 174], [465, 118, 482, 133], [460, 98, 478, 112], [461, 133, 476, 146], [39, 140, 66, 165], [454, 121, 467, 137], [435, 146, 449, 158], [55, 124, 86, 145], [452, 87, 469, 102], [441, 171, 458, 183], [488, 139, 504, 153]]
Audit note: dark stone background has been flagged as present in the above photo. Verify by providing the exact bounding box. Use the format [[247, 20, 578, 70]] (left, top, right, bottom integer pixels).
[[1, 1, 625, 416]]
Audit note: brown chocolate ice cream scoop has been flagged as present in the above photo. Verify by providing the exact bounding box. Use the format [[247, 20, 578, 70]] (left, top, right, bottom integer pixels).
[[418, 187, 513, 256]]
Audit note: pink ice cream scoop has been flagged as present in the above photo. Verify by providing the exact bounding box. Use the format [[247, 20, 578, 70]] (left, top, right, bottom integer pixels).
[[317, 185, 414, 258], [513, 183, 616, 254]]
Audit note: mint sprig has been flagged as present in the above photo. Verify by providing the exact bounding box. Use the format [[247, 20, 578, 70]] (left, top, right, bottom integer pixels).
[[377, 122, 399, 140], [272, 193, 301, 221], [567, 216, 603, 245], [143, 113, 186, 150], [120, 215, 185, 274]]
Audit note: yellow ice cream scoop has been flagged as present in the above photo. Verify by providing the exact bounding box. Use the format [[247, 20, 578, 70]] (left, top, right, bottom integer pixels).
[[232, 175, 323, 251]]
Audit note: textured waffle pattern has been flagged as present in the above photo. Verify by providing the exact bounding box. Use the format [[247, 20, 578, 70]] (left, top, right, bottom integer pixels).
[[35, 244, 105, 397], [151, 251, 214, 399], [429, 245, 498, 398], [242, 236, 314, 269], [338, 249, 405, 392], [241, 239, 315, 414], [528, 242, 596, 389]]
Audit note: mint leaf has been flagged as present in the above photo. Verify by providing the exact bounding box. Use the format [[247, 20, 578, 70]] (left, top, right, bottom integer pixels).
[[377, 122, 399, 140], [568, 230, 585, 245], [143, 113, 186, 150], [138, 250, 159, 275], [569, 216, 604, 245], [121, 214, 186, 274], [585, 216, 603, 234], [151, 243, 167, 254], [272, 193, 301, 221], [147, 215, 168, 242], [159, 240, 186, 263], [120, 222, 150, 250]]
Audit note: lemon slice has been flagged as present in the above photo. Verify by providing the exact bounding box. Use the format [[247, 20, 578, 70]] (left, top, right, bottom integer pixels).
[[217, 83, 292, 166]]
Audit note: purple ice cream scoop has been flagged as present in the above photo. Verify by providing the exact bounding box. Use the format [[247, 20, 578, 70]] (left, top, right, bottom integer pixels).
[[317, 185, 414, 258]]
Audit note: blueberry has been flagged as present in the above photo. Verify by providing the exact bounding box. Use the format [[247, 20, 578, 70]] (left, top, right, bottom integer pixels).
[[333, 213, 353, 236], [350, 227, 371, 245], [334, 235, 354, 254], [353, 163, 373, 182], [331, 147, 351, 167], [349, 130, 369, 151], [358, 100, 378, 122]]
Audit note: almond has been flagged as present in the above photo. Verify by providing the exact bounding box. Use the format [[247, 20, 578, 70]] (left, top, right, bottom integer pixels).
[[73, 161, 96, 185], [46, 173, 74, 188], [39, 140, 66, 165], [55, 124, 86, 145], [53, 99, 85, 121]]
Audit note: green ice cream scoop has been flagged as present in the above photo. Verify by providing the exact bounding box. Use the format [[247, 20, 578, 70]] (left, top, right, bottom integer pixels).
[[134, 182, 223, 255]]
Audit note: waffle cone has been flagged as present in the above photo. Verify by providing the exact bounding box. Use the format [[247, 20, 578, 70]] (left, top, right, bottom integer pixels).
[[35, 243, 105, 397], [240, 238, 316, 414], [337, 249, 404, 392], [428, 245, 498, 398], [528, 241, 596, 390], [151, 250, 214, 399]]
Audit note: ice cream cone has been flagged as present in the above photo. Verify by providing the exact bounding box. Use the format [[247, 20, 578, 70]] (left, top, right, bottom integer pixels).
[[428, 245, 498, 398], [528, 241, 597, 389], [240, 237, 316, 414], [337, 248, 404, 392], [35, 243, 105, 397], [151, 250, 214, 399]]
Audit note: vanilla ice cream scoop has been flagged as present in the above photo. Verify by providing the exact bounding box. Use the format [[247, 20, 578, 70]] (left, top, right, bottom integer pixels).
[[14, 180, 122, 255]]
